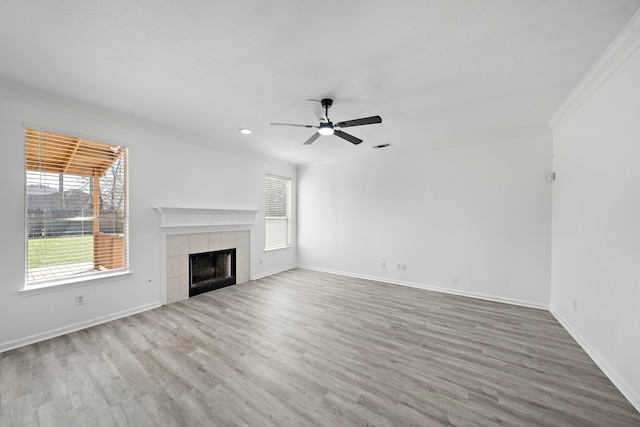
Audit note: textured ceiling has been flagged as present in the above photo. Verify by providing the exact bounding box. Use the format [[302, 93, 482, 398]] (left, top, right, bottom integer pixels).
[[1, 0, 639, 165]]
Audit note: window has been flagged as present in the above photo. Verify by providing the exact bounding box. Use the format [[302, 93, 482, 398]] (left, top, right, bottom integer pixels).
[[25, 127, 128, 286], [265, 174, 291, 250]]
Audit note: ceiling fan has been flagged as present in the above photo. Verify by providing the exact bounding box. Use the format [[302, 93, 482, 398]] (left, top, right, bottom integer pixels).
[[271, 98, 382, 145]]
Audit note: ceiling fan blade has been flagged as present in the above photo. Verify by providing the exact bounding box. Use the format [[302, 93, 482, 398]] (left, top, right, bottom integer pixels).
[[271, 123, 317, 128], [303, 132, 321, 145], [307, 99, 327, 122], [334, 130, 363, 145], [336, 115, 382, 128]]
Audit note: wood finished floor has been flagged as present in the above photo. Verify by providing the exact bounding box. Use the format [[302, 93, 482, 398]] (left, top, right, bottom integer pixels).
[[1, 269, 638, 426]]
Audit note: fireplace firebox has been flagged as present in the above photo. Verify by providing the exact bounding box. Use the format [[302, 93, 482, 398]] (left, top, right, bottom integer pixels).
[[189, 248, 236, 297]]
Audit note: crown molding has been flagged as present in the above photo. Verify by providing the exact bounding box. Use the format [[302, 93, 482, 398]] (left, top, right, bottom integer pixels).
[[549, 9, 640, 131]]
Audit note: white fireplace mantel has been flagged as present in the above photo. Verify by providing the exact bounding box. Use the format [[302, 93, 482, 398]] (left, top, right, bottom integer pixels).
[[155, 207, 259, 228]]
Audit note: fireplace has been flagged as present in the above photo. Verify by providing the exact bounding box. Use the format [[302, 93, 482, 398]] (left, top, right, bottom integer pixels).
[[189, 248, 236, 297], [164, 230, 251, 304]]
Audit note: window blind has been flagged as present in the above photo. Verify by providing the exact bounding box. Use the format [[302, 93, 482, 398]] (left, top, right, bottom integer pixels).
[[265, 174, 291, 250], [25, 128, 128, 284]]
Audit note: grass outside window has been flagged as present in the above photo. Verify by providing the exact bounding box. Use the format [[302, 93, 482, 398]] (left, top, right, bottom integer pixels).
[[27, 235, 94, 269]]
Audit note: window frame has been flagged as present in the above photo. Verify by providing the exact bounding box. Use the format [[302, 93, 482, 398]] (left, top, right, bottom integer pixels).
[[264, 173, 292, 251], [22, 123, 130, 291]]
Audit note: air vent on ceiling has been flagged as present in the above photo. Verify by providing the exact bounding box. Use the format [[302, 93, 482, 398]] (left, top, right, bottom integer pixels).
[[373, 143, 391, 149]]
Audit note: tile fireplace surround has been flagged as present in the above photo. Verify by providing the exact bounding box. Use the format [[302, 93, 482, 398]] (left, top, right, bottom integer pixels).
[[165, 231, 250, 303], [156, 207, 257, 304]]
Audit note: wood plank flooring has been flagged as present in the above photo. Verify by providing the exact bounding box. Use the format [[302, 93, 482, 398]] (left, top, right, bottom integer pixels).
[[1, 269, 639, 426]]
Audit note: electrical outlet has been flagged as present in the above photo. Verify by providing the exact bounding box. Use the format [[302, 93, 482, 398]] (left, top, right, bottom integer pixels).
[[572, 299, 578, 310], [381, 261, 386, 269], [402, 264, 407, 271], [397, 263, 401, 270], [75, 295, 85, 305]]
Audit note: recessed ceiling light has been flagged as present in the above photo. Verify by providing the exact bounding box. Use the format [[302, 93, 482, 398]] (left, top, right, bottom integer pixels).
[[239, 128, 252, 135]]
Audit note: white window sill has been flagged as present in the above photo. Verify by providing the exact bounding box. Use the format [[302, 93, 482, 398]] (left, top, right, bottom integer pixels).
[[264, 245, 292, 252], [19, 269, 132, 297]]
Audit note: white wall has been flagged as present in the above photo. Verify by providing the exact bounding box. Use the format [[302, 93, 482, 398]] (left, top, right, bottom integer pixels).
[[549, 15, 640, 410], [0, 79, 297, 351], [298, 126, 552, 308]]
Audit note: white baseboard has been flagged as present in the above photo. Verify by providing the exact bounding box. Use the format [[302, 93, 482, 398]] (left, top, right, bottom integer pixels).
[[550, 307, 640, 413], [297, 265, 549, 310], [251, 265, 297, 281], [0, 301, 162, 353]]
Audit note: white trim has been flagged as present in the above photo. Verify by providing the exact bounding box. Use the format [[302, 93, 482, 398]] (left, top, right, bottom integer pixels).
[[548, 9, 640, 131], [162, 224, 255, 235], [0, 302, 161, 353], [20, 270, 132, 296], [251, 265, 297, 281], [264, 245, 293, 252], [551, 307, 640, 413], [297, 265, 549, 310], [155, 207, 258, 228]]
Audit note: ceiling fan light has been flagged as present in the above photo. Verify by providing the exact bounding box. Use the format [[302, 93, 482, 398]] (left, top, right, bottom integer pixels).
[[318, 122, 334, 136]]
